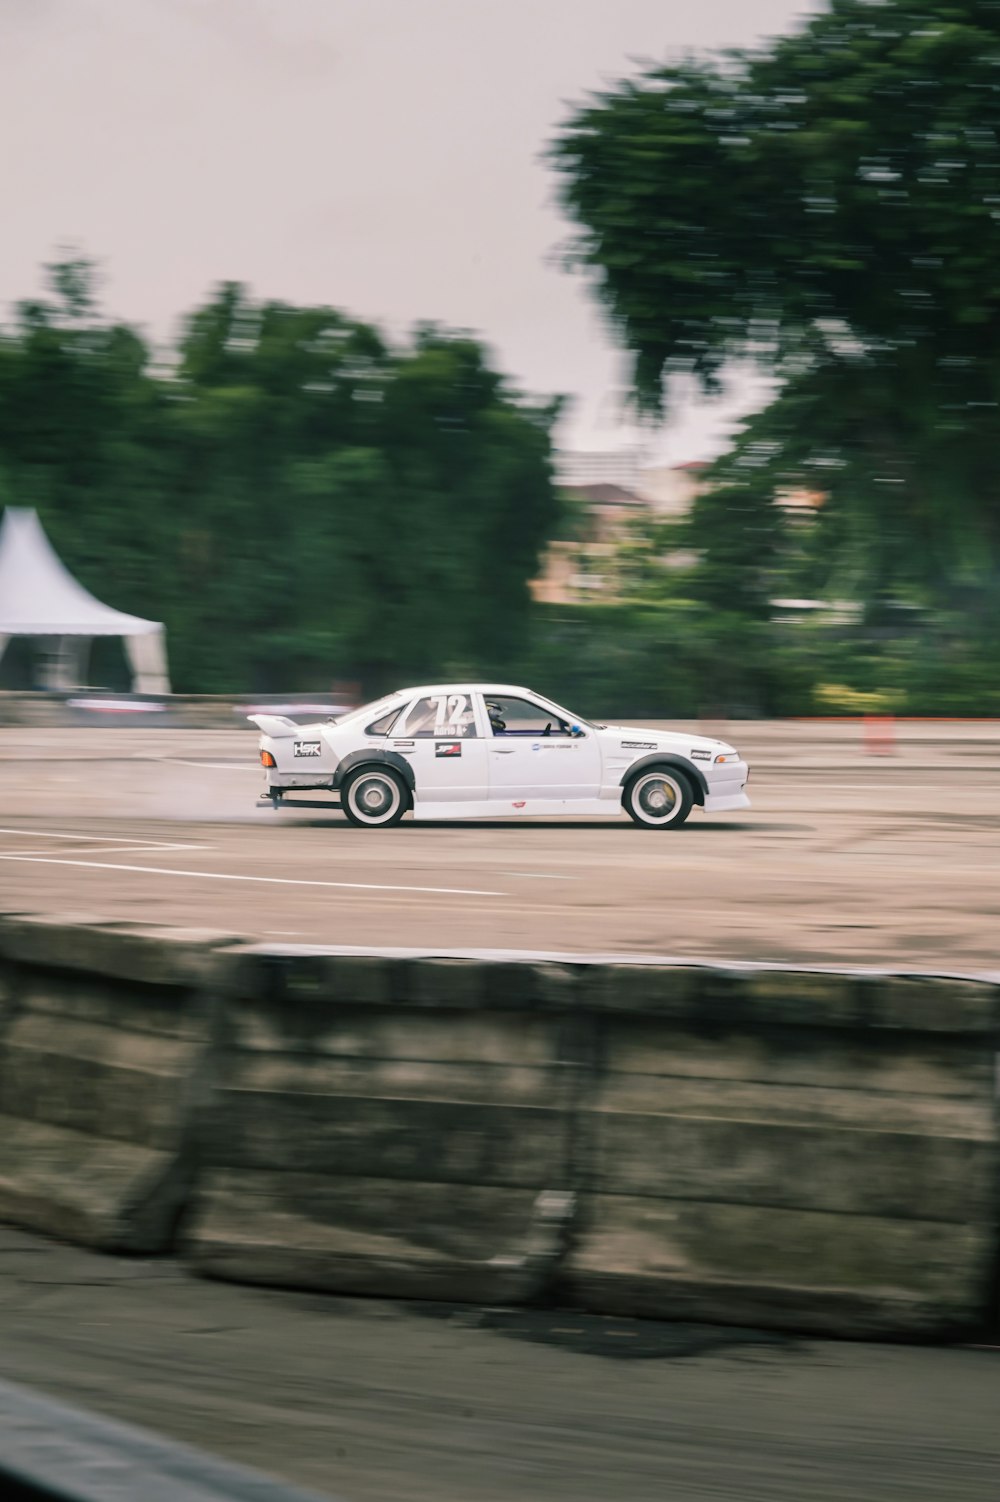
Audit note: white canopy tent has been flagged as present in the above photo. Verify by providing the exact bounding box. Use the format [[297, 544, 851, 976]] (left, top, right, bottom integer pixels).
[[0, 507, 171, 694]]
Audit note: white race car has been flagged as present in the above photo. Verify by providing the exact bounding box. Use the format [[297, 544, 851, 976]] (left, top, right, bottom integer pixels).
[[251, 684, 750, 829]]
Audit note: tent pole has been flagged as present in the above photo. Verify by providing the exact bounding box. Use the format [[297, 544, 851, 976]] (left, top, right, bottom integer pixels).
[[124, 629, 171, 696]]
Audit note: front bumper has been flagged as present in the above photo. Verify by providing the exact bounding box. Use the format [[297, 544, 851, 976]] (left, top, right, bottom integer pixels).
[[703, 762, 751, 813], [704, 790, 751, 812]]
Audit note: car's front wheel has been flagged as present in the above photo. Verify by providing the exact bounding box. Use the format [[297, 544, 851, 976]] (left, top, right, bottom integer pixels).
[[623, 767, 693, 829], [341, 766, 408, 827]]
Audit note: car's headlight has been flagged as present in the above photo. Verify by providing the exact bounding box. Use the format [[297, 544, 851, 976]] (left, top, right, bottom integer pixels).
[[714, 752, 740, 764]]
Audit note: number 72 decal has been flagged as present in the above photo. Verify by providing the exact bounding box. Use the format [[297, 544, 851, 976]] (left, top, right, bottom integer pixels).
[[429, 693, 469, 734]]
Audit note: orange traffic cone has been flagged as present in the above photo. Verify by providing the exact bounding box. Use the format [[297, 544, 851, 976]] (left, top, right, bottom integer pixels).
[[864, 714, 896, 755]]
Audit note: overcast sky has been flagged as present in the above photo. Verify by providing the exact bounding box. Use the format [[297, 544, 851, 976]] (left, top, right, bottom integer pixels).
[[2, 0, 820, 463]]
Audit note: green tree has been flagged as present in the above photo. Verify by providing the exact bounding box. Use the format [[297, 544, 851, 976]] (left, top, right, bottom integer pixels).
[[0, 268, 560, 693], [552, 0, 1000, 610]]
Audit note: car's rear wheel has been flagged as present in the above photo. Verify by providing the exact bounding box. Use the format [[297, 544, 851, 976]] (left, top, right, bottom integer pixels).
[[341, 766, 408, 827], [623, 768, 693, 829]]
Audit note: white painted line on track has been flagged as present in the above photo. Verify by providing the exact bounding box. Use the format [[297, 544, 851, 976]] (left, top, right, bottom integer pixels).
[[0, 846, 212, 857], [0, 853, 506, 898], [0, 828, 210, 850], [3, 844, 215, 858], [0, 828, 212, 858], [0, 827, 192, 844]]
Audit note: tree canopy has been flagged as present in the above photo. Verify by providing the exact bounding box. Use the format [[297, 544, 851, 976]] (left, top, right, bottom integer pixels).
[[0, 263, 560, 692], [553, 0, 1000, 608]]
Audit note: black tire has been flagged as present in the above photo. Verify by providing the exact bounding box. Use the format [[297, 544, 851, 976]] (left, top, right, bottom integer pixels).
[[341, 765, 408, 827], [623, 766, 693, 830]]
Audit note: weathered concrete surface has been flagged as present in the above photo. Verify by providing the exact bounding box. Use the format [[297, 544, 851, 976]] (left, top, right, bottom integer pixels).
[[1, 913, 997, 1332], [0, 915, 222, 1251], [188, 952, 581, 1302], [1, 723, 999, 969], [178, 947, 1000, 1336], [564, 965, 1000, 1336], [1, 1225, 998, 1502]]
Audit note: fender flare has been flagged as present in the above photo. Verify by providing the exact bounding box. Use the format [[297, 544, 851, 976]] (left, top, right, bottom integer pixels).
[[332, 748, 416, 794], [619, 753, 707, 805]]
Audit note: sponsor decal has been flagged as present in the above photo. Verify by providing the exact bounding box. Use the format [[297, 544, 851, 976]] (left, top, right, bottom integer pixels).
[[393, 740, 415, 749], [435, 742, 462, 758], [531, 743, 542, 752], [512, 801, 526, 808], [621, 740, 656, 751], [691, 749, 712, 761], [293, 741, 322, 757]]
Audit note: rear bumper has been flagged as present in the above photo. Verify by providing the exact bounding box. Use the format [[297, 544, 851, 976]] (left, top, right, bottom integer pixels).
[[265, 770, 335, 790]]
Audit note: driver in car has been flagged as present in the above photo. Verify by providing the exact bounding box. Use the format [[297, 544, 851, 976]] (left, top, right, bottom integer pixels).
[[486, 700, 507, 734]]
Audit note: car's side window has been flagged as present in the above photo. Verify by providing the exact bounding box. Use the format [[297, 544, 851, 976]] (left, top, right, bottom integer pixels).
[[366, 708, 402, 736], [485, 696, 574, 737], [400, 693, 479, 738]]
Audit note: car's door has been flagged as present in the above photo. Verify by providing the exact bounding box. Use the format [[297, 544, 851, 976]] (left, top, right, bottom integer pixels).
[[388, 690, 488, 802], [479, 692, 602, 802]]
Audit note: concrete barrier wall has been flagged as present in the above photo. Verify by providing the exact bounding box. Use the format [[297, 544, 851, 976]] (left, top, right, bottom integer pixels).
[[0, 921, 997, 1337], [0, 917, 223, 1251], [563, 966, 1000, 1337], [185, 952, 584, 1302]]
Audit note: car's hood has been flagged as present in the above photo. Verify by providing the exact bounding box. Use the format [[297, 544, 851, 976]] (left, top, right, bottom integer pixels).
[[597, 724, 737, 757]]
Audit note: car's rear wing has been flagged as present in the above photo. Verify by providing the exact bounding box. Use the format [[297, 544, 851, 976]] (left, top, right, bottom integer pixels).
[[247, 713, 304, 738]]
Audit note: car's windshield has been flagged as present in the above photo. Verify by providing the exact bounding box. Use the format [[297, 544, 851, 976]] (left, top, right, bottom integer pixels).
[[528, 691, 595, 731]]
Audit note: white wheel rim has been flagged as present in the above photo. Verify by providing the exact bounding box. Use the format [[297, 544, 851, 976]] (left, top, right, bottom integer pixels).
[[631, 772, 683, 825], [348, 772, 402, 824]]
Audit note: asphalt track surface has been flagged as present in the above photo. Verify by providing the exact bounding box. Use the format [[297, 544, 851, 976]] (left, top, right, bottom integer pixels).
[[0, 721, 998, 970], [3, 722, 1000, 1498], [1, 1227, 998, 1502]]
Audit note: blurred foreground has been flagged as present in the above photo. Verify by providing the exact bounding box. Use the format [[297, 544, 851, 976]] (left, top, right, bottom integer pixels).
[[0, 1225, 996, 1502]]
